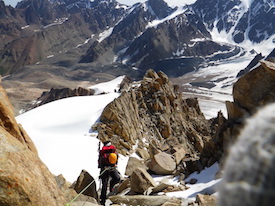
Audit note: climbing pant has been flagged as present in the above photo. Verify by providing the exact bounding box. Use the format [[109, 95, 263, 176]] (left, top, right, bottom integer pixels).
[[99, 168, 120, 205]]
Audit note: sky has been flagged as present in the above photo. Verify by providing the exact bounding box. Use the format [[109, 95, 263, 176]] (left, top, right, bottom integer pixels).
[[15, 75, 221, 204], [3, 0, 196, 8]]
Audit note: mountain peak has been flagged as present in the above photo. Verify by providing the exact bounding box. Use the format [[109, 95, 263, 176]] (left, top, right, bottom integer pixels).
[[147, 0, 175, 19]]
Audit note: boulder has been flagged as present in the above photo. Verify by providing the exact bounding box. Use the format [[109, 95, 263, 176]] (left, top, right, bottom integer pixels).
[[109, 195, 181, 206], [149, 152, 176, 175], [116, 178, 130, 194], [172, 146, 186, 165], [73, 170, 98, 201], [125, 157, 147, 176], [136, 148, 150, 160], [130, 167, 157, 194]]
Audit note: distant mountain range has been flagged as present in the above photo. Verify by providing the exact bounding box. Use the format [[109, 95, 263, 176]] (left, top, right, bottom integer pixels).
[[0, 0, 274, 77]]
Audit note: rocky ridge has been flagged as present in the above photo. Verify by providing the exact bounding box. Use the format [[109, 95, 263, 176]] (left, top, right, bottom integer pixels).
[[96, 69, 222, 176], [26, 87, 95, 111]]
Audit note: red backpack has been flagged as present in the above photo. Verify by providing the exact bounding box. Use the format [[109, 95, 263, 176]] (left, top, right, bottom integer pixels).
[[98, 145, 118, 168]]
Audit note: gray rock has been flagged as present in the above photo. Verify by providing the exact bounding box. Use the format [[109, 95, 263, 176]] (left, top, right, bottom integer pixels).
[[218, 103, 275, 206]]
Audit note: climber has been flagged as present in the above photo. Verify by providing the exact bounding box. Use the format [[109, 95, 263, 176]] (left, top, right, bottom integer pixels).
[[98, 140, 120, 205]]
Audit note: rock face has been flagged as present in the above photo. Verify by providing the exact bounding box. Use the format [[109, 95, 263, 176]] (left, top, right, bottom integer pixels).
[[0, 84, 68, 205], [96, 69, 220, 175], [218, 103, 275, 206], [0, 83, 37, 153]]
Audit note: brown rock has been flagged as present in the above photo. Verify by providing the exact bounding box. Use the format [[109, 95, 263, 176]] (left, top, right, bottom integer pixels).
[[0, 84, 67, 205], [130, 167, 157, 194], [0, 126, 67, 205], [136, 148, 150, 160], [152, 178, 172, 193], [196, 194, 216, 206], [0, 85, 37, 154], [172, 146, 186, 165], [73, 170, 98, 201], [96, 69, 216, 174], [35, 87, 95, 108], [125, 157, 147, 176], [116, 178, 130, 193], [149, 152, 176, 175], [109, 195, 181, 206], [218, 60, 275, 159], [233, 60, 275, 113]]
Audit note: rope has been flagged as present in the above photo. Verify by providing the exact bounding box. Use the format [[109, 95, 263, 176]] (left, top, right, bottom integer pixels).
[[65, 167, 112, 206]]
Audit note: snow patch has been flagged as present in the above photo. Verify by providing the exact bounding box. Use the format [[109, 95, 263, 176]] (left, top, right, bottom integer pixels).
[[98, 27, 114, 43], [47, 55, 54, 58], [146, 7, 187, 28], [89, 76, 125, 95], [21, 25, 29, 29], [166, 163, 220, 202]]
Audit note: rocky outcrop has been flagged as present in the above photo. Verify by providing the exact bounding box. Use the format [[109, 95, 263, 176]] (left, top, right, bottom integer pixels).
[[221, 60, 275, 145], [0, 83, 37, 153], [33, 87, 94, 108], [96, 69, 221, 176], [0, 84, 69, 205], [232, 60, 275, 114]]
